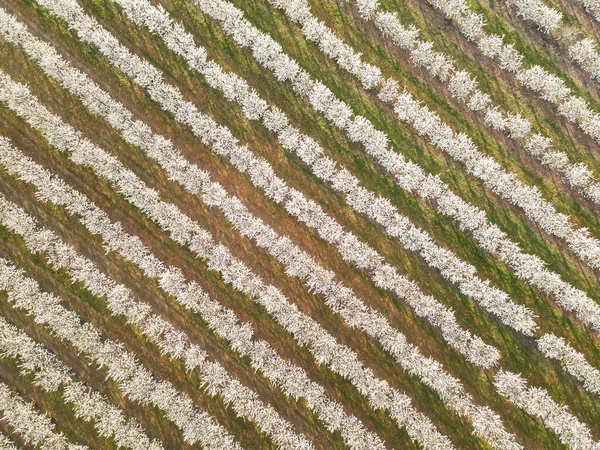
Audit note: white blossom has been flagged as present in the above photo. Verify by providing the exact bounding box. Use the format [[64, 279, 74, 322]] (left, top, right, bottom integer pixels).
[[0, 317, 162, 450], [537, 334, 600, 396], [495, 370, 600, 449], [569, 38, 600, 82], [573, 0, 600, 22], [0, 432, 18, 450], [506, 0, 562, 33], [448, 70, 477, 100]]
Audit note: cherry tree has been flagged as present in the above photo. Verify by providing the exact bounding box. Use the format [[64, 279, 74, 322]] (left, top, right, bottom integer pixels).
[[448, 70, 477, 100], [569, 38, 600, 81], [506, 0, 562, 33], [574, 0, 600, 22], [495, 370, 599, 449], [537, 334, 600, 396], [0, 382, 86, 450]]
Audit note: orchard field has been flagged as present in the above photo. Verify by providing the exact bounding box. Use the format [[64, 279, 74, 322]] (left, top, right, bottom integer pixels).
[[1, 0, 600, 448]]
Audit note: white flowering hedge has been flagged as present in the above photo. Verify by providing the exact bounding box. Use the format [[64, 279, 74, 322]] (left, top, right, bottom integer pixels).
[[181, 0, 600, 343], [420, 0, 600, 142], [265, 0, 600, 274], [495, 370, 600, 449], [0, 380, 87, 450], [350, 0, 600, 203], [0, 2, 499, 374], [505, 0, 562, 32], [0, 315, 163, 450], [569, 38, 600, 82], [0, 257, 241, 449], [0, 191, 310, 450]]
